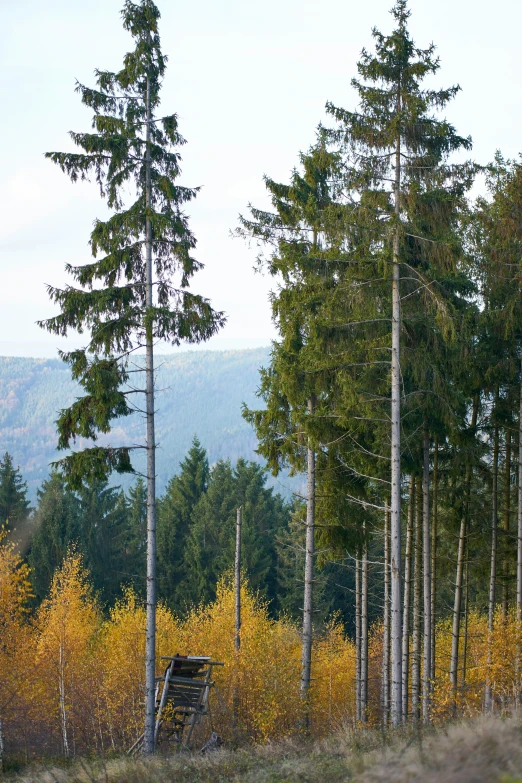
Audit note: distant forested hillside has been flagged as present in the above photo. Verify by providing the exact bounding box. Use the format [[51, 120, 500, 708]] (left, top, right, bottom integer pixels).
[[0, 348, 272, 498]]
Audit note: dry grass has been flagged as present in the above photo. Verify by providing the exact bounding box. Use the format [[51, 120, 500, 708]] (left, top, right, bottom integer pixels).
[[8, 716, 522, 783], [359, 716, 522, 783]]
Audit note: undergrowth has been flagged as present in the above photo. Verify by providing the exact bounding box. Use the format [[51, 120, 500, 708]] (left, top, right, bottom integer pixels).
[[6, 715, 522, 783]]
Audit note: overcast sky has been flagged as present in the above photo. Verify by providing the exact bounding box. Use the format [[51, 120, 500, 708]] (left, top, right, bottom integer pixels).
[[1, 0, 520, 357]]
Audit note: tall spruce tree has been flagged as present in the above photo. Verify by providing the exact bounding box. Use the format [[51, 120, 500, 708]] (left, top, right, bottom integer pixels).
[[474, 157, 522, 618], [0, 453, 30, 532], [126, 477, 147, 594], [39, 0, 224, 751], [28, 473, 81, 602], [239, 141, 342, 718], [323, 0, 472, 723], [182, 458, 289, 609], [77, 480, 130, 605], [157, 436, 209, 609]]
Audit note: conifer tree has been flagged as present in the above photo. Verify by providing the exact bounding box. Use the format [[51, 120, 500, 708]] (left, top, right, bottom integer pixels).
[[474, 157, 522, 617], [239, 141, 342, 717], [0, 453, 30, 531], [157, 436, 209, 608], [39, 0, 224, 751], [323, 0, 472, 723], [126, 478, 147, 593], [182, 459, 288, 609], [28, 474, 81, 602], [77, 480, 129, 605]]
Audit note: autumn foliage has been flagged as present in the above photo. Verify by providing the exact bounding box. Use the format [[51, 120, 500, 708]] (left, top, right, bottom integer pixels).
[[1, 537, 521, 758]]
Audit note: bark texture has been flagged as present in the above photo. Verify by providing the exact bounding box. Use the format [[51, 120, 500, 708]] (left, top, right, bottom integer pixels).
[[390, 131, 403, 725], [361, 527, 369, 722], [300, 397, 316, 724], [402, 476, 414, 721], [411, 478, 422, 722], [485, 420, 499, 713], [422, 424, 431, 721], [382, 504, 391, 724], [143, 71, 157, 755]]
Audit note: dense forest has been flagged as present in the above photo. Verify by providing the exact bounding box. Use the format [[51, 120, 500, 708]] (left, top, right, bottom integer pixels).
[[3, 0, 522, 767]]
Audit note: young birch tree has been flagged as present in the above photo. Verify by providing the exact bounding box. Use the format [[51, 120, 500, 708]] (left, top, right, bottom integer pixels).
[[40, 0, 223, 753]]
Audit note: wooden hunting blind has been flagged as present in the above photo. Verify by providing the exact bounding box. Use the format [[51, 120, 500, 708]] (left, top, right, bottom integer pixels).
[[129, 655, 224, 753]]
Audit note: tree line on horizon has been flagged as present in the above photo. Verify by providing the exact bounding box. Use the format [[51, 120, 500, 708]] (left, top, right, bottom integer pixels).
[[3, 0, 522, 756], [1, 445, 327, 621]]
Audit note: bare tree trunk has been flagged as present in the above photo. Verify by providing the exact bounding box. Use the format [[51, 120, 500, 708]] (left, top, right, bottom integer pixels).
[[235, 506, 242, 652], [485, 418, 499, 713], [461, 552, 469, 692], [517, 369, 522, 704], [382, 503, 390, 725], [503, 428, 512, 618], [59, 640, 69, 757], [422, 423, 431, 722], [233, 506, 242, 726], [301, 397, 316, 727], [450, 397, 477, 715], [361, 525, 369, 723], [518, 366, 522, 618], [402, 476, 414, 722], [390, 126, 403, 726], [450, 516, 466, 713], [411, 478, 422, 722], [143, 71, 157, 755], [431, 437, 438, 681], [355, 555, 361, 723]]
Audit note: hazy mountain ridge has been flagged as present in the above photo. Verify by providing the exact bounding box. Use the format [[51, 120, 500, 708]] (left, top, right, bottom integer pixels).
[[0, 348, 272, 498]]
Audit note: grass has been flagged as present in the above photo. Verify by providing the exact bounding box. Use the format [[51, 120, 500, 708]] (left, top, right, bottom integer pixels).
[[7, 715, 522, 783]]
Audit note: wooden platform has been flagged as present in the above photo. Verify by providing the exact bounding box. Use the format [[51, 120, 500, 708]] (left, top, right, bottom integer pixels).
[[129, 655, 224, 753]]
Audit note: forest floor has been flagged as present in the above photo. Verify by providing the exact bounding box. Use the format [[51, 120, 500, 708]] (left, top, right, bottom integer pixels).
[[7, 715, 522, 783]]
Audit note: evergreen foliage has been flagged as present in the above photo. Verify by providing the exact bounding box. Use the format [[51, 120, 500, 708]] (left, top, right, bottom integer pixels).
[[28, 473, 81, 602], [157, 436, 209, 608], [0, 452, 30, 531], [10, 0, 522, 747], [39, 0, 224, 487], [182, 458, 290, 609]]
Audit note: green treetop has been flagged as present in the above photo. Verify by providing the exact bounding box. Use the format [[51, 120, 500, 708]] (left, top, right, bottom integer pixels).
[[0, 453, 30, 531], [157, 436, 209, 608], [39, 0, 225, 487]]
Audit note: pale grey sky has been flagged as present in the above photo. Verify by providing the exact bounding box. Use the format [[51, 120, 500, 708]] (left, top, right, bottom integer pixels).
[[1, 0, 520, 357]]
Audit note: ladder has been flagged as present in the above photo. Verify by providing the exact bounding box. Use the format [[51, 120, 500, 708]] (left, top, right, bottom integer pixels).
[[128, 655, 224, 753]]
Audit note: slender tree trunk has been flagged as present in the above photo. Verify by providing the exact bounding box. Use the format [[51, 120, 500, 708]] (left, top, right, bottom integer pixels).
[[390, 123, 403, 726], [461, 551, 469, 692], [143, 71, 157, 755], [59, 640, 69, 757], [355, 555, 361, 723], [450, 516, 466, 713], [517, 369, 522, 704], [485, 418, 499, 713], [301, 397, 316, 726], [361, 525, 369, 723], [382, 503, 390, 725], [411, 478, 422, 722], [233, 506, 242, 727], [503, 428, 512, 618], [450, 396, 477, 714], [422, 423, 431, 722], [518, 365, 522, 618], [0, 716, 4, 774], [402, 476, 414, 721], [235, 506, 242, 653], [431, 437, 438, 681]]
